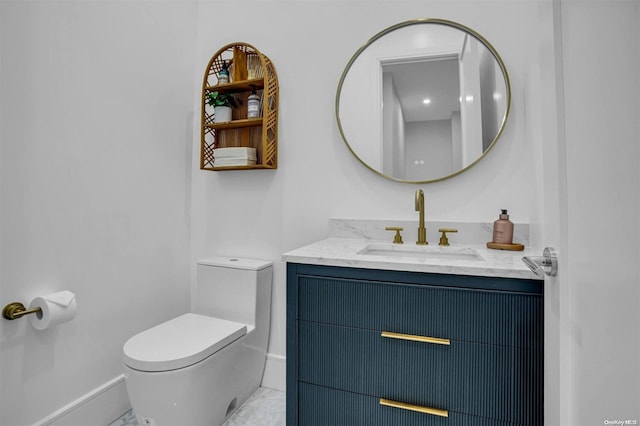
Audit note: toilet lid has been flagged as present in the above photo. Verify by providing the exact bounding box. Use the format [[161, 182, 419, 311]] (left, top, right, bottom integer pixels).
[[123, 313, 247, 372]]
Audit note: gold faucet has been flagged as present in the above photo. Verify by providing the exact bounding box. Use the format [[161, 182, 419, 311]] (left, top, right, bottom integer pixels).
[[415, 189, 427, 245]]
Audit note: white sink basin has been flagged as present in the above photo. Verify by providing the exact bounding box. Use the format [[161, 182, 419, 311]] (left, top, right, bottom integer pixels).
[[357, 243, 484, 261]]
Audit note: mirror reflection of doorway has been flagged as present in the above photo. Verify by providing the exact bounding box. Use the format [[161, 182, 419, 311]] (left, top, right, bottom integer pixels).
[[382, 56, 460, 181], [381, 35, 505, 181]]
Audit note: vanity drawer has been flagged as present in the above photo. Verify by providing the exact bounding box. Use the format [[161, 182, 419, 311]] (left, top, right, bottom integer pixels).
[[297, 273, 543, 349], [297, 382, 521, 426], [297, 321, 543, 425]]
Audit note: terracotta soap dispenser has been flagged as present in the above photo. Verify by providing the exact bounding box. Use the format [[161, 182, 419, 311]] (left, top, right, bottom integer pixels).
[[487, 210, 524, 251], [492, 209, 514, 244]]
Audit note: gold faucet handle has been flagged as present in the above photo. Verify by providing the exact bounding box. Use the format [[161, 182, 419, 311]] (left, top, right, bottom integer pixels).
[[438, 228, 458, 246], [385, 227, 404, 244]]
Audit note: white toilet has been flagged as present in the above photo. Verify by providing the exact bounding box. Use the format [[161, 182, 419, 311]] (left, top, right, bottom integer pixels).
[[122, 256, 273, 426]]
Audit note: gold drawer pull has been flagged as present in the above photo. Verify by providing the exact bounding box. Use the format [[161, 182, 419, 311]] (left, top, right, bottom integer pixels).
[[381, 331, 450, 346], [379, 398, 449, 418]]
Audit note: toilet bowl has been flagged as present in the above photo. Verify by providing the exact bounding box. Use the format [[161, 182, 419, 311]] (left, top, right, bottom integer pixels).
[[122, 256, 272, 426]]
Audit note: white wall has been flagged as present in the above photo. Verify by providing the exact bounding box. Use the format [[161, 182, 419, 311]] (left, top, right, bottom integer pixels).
[[191, 0, 538, 389], [529, 1, 640, 424], [559, 1, 640, 423], [382, 71, 402, 177], [0, 2, 196, 424], [459, 35, 484, 166], [478, 45, 503, 151], [405, 119, 453, 181], [526, 0, 571, 422]]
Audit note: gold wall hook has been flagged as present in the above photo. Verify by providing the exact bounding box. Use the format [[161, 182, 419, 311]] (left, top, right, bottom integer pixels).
[[2, 302, 42, 320]]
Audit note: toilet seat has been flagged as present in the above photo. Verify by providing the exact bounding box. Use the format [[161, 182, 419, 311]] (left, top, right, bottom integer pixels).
[[123, 313, 247, 372]]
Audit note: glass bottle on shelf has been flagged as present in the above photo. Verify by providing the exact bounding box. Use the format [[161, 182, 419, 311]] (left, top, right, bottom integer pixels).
[[218, 61, 229, 84], [248, 89, 260, 118]]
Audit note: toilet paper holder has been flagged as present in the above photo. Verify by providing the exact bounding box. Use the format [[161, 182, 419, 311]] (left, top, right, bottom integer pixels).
[[2, 302, 42, 320]]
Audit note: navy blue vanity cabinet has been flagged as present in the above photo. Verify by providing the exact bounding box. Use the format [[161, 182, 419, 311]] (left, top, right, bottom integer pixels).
[[286, 263, 544, 426]]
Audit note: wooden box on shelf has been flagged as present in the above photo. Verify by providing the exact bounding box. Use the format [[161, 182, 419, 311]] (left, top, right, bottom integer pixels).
[[200, 42, 278, 171]]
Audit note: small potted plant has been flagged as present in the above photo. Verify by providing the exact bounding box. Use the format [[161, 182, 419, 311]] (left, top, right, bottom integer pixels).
[[206, 91, 238, 123]]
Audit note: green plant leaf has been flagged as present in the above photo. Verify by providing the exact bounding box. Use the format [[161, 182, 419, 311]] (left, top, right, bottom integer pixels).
[[206, 90, 237, 108]]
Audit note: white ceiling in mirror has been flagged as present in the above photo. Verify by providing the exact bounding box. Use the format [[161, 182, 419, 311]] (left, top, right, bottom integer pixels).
[[336, 18, 511, 183], [383, 57, 459, 122]]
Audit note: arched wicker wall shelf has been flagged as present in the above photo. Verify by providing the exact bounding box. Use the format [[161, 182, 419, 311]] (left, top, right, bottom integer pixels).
[[200, 42, 278, 171]]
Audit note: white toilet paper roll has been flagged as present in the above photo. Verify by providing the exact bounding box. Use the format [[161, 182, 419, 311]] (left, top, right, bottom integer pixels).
[[28, 291, 77, 330]]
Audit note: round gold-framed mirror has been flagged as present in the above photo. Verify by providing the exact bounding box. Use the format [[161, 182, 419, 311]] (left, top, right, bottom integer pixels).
[[336, 18, 511, 183]]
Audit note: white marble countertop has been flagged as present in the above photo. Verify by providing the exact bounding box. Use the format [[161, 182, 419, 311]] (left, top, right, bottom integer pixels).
[[282, 237, 542, 280]]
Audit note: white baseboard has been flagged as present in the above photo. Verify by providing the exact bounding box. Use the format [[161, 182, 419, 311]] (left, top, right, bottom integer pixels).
[[34, 375, 131, 426], [261, 353, 286, 392]]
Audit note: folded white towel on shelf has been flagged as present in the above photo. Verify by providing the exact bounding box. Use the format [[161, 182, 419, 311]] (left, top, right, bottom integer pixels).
[[214, 147, 257, 160], [214, 158, 257, 166]]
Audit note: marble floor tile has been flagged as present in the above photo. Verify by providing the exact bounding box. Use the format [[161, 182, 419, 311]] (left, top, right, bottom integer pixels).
[[223, 387, 285, 426], [109, 387, 285, 426], [109, 408, 138, 426]]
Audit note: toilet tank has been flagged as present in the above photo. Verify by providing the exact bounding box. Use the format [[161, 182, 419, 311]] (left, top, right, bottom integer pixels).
[[195, 256, 272, 327]]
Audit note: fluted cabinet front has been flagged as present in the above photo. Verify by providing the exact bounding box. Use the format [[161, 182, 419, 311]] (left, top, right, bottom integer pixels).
[[286, 264, 544, 426]]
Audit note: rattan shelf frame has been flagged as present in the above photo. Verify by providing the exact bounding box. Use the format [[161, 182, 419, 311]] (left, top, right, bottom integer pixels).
[[200, 42, 278, 171]]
